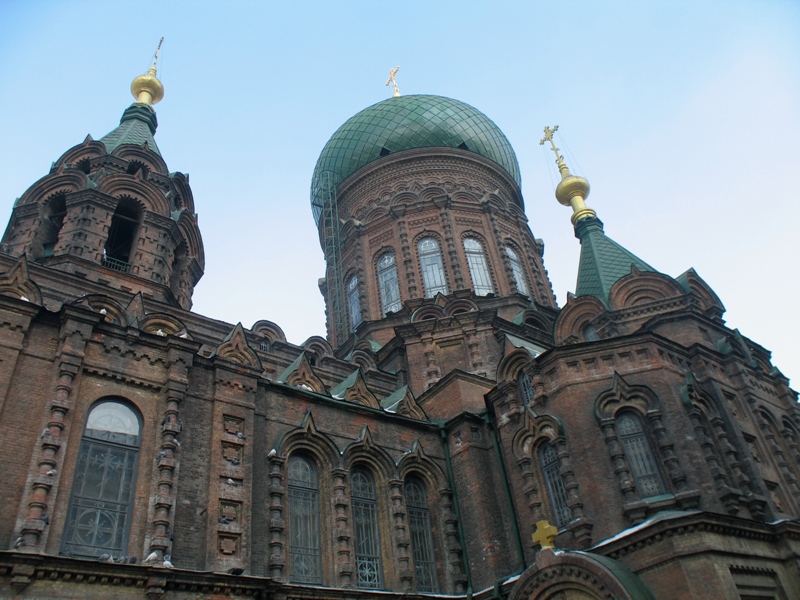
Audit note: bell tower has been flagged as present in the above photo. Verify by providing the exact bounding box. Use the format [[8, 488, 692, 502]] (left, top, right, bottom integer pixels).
[[0, 42, 204, 310]]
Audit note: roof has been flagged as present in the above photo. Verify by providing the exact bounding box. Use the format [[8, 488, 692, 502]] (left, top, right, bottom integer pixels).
[[574, 217, 656, 305], [100, 104, 161, 156], [311, 94, 520, 224]]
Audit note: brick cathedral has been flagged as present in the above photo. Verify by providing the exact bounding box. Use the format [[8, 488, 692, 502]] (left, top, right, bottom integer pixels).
[[0, 58, 798, 600]]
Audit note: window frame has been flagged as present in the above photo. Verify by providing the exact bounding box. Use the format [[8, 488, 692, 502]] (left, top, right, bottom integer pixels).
[[346, 274, 362, 330], [376, 251, 402, 316], [287, 453, 323, 584], [350, 466, 384, 589], [616, 412, 666, 499], [417, 237, 449, 298], [404, 475, 438, 592], [505, 245, 529, 297], [462, 236, 494, 296]]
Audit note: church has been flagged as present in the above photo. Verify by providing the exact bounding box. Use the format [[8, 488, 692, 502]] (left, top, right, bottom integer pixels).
[[0, 54, 798, 600]]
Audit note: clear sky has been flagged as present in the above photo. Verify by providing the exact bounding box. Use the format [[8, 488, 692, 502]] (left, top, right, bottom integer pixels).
[[1, 1, 798, 387]]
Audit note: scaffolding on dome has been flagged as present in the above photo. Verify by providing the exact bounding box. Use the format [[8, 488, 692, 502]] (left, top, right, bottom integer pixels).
[[312, 170, 345, 345]]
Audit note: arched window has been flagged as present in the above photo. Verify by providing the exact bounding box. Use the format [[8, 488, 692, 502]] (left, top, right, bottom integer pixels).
[[61, 400, 141, 558], [103, 199, 141, 272], [616, 413, 665, 498], [405, 476, 437, 592], [377, 252, 402, 315], [39, 194, 66, 258], [463, 237, 493, 296], [351, 467, 383, 588], [540, 442, 571, 528], [506, 246, 528, 296], [418, 237, 448, 298], [518, 371, 534, 406], [347, 275, 362, 330], [288, 454, 322, 583]]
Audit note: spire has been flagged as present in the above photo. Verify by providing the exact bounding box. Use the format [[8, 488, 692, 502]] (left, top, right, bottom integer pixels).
[[100, 40, 165, 156], [540, 126, 656, 304], [540, 125, 595, 225]]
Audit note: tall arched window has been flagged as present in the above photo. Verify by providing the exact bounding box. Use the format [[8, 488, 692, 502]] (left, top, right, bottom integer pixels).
[[518, 371, 534, 406], [505, 246, 529, 296], [103, 199, 141, 273], [288, 454, 322, 583], [463, 237, 493, 296], [616, 413, 665, 498], [418, 238, 448, 298], [405, 476, 437, 592], [347, 275, 362, 330], [377, 252, 402, 315], [351, 467, 383, 588], [540, 442, 571, 527], [61, 400, 141, 558], [39, 194, 66, 258]]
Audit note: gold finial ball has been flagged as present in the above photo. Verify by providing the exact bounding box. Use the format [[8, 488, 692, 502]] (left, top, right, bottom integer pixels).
[[555, 175, 590, 207], [131, 70, 164, 106]]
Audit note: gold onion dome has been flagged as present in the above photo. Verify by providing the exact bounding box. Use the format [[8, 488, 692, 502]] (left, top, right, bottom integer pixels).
[[131, 39, 164, 106]]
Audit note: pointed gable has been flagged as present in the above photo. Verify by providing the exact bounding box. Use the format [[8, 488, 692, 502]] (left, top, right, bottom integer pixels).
[[330, 369, 380, 409], [212, 323, 261, 368], [0, 255, 43, 305]]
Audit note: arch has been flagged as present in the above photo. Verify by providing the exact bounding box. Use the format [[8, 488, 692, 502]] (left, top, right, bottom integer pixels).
[[511, 409, 565, 462], [274, 412, 342, 470], [74, 294, 130, 326], [444, 297, 478, 317], [51, 138, 108, 171], [554, 294, 606, 345], [0, 255, 43, 305], [594, 373, 661, 422], [410, 304, 445, 322], [252, 319, 287, 346], [301, 336, 333, 361], [169, 172, 195, 214], [35, 193, 67, 259], [61, 397, 142, 559], [343, 427, 397, 480], [16, 171, 87, 206], [103, 197, 143, 268], [607, 267, 686, 310], [676, 268, 725, 318], [97, 174, 170, 216], [140, 313, 189, 338], [112, 146, 169, 176], [496, 348, 534, 384], [212, 323, 262, 369], [462, 234, 494, 296], [175, 209, 205, 268], [349, 349, 377, 372], [397, 440, 447, 489]]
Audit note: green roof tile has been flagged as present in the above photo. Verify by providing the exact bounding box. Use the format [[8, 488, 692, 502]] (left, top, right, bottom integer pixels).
[[100, 103, 161, 156], [575, 217, 656, 305], [311, 95, 520, 224]]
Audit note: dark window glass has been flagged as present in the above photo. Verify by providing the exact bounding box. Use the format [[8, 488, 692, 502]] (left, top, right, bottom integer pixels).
[[405, 477, 437, 592], [540, 442, 571, 527], [288, 455, 322, 583], [347, 275, 362, 329], [463, 237, 493, 296], [506, 246, 529, 296], [617, 413, 665, 498], [377, 253, 402, 315], [518, 372, 534, 406], [418, 238, 448, 297], [61, 401, 140, 559], [351, 467, 383, 588]]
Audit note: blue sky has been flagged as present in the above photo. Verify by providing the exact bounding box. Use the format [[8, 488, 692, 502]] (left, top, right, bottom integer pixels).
[[1, 1, 798, 386]]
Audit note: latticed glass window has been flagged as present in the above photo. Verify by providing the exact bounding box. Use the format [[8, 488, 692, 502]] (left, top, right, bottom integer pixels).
[[377, 252, 402, 315], [518, 372, 534, 406], [463, 237, 493, 296], [540, 442, 571, 528], [288, 455, 322, 583], [616, 413, 665, 498], [418, 238, 448, 298], [61, 400, 141, 558], [347, 275, 362, 330], [351, 467, 383, 588], [404, 476, 437, 592], [506, 246, 529, 296]]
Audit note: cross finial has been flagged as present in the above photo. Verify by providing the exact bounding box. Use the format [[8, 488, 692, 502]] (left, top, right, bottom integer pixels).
[[539, 125, 561, 161], [532, 519, 558, 549], [151, 37, 164, 72], [386, 66, 401, 97]]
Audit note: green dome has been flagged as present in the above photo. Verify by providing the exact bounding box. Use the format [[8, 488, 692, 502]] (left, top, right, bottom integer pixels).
[[311, 95, 521, 224]]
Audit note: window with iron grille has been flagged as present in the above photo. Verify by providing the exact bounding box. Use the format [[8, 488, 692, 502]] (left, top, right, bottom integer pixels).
[[518, 372, 534, 406], [616, 413, 665, 498], [463, 237, 493, 296], [377, 252, 402, 315], [351, 467, 383, 588], [540, 442, 571, 528], [506, 246, 529, 296], [418, 238, 448, 298], [288, 455, 322, 583], [404, 476, 437, 592], [347, 275, 362, 330], [61, 400, 141, 559]]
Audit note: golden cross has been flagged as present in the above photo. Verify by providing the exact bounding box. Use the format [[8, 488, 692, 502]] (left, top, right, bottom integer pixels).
[[151, 37, 164, 70], [385, 66, 401, 97], [532, 519, 558, 549], [539, 125, 561, 161]]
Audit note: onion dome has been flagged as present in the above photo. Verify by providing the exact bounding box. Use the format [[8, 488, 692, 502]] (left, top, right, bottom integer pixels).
[[311, 95, 521, 224]]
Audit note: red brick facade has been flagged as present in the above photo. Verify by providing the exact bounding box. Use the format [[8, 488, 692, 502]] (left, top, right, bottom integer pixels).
[[1, 85, 799, 599]]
